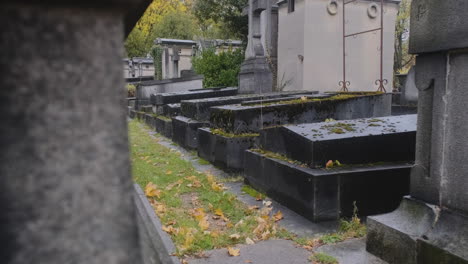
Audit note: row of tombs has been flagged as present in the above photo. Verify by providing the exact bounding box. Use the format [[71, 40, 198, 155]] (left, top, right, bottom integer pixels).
[[129, 87, 417, 223]]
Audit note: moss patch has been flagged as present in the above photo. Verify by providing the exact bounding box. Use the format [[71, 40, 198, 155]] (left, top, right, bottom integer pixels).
[[251, 149, 307, 167], [321, 122, 356, 134], [249, 91, 384, 107], [211, 128, 259, 138], [309, 253, 339, 264], [241, 185, 266, 200]]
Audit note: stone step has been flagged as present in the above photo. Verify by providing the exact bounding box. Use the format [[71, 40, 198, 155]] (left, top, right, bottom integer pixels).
[[244, 150, 411, 222], [151, 87, 238, 106], [197, 128, 258, 171], [180, 91, 318, 121], [210, 92, 392, 133], [260, 114, 417, 167]]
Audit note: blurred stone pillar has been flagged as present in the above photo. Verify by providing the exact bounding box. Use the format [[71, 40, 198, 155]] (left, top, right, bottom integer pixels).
[[0, 0, 149, 263], [366, 1, 468, 263]]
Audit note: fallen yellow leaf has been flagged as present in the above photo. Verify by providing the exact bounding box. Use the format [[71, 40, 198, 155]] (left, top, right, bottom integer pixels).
[[326, 160, 334, 169], [166, 170, 173, 175], [199, 218, 210, 230], [145, 182, 161, 198], [211, 182, 223, 192], [227, 247, 240, 257]]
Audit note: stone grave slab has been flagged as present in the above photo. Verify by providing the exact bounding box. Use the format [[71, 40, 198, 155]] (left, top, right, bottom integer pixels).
[[260, 115, 417, 167], [151, 87, 238, 106], [197, 128, 258, 171], [172, 116, 209, 149], [244, 150, 411, 222], [180, 91, 318, 121], [153, 116, 173, 138], [211, 92, 392, 133]]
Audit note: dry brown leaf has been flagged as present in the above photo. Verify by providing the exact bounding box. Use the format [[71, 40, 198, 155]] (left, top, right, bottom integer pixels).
[[156, 204, 166, 214], [245, 237, 255, 245], [326, 160, 334, 169], [166, 170, 173, 175], [227, 247, 240, 257], [300, 96, 308, 101], [248, 205, 260, 211], [162, 225, 177, 234], [229, 234, 241, 240], [261, 230, 271, 240], [273, 211, 284, 222], [245, 260, 253, 263], [181, 259, 188, 264], [263, 201, 272, 207], [255, 194, 263, 201], [145, 182, 161, 199]]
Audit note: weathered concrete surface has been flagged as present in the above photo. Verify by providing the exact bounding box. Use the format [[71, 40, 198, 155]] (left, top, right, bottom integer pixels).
[[187, 240, 310, 264], [317, 239, 388, 264], [409, 0, 468, 54], [0, 2, 146, 263]]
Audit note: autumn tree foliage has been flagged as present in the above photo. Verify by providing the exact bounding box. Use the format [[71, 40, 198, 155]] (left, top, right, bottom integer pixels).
[[125, 0, 194, 57]]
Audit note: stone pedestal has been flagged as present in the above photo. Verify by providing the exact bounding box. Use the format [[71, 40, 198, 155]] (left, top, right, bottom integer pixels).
[[366, 1, 468, 263], [239, 57, 273, 94], [239, 0, 278, 94], [0, 1, 149, 263]]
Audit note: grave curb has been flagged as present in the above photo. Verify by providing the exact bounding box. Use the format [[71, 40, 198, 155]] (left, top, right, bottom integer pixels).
[[133, 184, 179, 264]]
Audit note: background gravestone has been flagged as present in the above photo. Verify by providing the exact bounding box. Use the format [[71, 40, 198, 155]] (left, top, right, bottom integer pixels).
[[366, 1, 468, 263], [0, 0, 150, 263]]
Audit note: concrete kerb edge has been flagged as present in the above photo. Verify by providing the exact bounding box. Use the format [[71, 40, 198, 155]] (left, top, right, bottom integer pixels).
[[133, 184, 180, 264]]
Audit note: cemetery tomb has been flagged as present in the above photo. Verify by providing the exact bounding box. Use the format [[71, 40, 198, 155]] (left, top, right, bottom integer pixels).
[[151, 87, 238, 106], [244, 114, 417, 222], [172, 92, 317, 151], [197, 128, 259, 171], [171, 116, 210, 149], [260, 115, 417, 167], [210, 92, 392, 133], [180, 91, 319, 121]]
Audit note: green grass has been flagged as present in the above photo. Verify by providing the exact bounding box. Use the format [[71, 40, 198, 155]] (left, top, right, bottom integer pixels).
[[241, 185, 266, 200], [197, 157, 211, 165], [129, 120, 284, 256], [309, 252, 339, 264]]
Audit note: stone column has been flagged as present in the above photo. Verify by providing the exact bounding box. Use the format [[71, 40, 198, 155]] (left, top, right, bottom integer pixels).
[[239, 0, 275, 94], [366, 1, 468, 263], [0, 1, 148, 263]]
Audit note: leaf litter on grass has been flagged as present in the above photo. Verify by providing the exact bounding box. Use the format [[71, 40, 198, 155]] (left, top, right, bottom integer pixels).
[[130, 120, 289, 257]]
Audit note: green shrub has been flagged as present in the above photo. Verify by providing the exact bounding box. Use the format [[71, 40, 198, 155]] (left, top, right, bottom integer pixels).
[[192, 48, 244, 88], [127, 84, 136, 97]]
